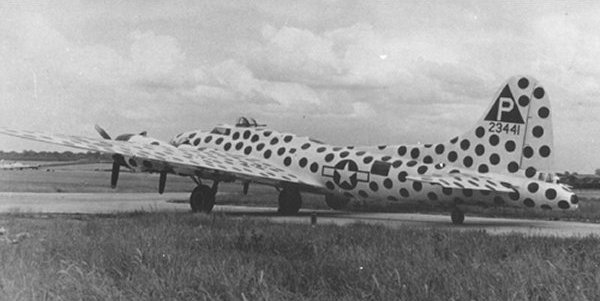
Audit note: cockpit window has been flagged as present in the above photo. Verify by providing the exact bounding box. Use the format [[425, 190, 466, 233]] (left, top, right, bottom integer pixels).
[[210, 127, 231, 135], [538, 172, 558, 183]]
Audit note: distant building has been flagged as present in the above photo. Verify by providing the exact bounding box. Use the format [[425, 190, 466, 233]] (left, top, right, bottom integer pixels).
[[557, 172, 600, 189]]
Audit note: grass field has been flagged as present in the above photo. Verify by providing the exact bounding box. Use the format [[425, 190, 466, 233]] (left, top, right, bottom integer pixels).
[[0, 212, 598, 300]]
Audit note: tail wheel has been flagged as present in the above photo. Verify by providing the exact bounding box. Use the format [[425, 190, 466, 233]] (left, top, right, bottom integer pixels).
[[278, 188, 302, 215], [190, 185, 215, 213], [451, 208, 465, 225]]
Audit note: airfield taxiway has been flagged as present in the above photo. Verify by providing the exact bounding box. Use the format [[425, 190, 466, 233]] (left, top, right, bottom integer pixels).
[[0, 192, 599, 238]]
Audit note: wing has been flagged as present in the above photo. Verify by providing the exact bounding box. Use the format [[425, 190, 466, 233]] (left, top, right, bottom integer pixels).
[[406, 173, 515, 193], [0, 128, 321, 188]]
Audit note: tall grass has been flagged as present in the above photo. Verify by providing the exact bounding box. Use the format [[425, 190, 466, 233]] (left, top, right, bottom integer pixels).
[[0, 212, 599, 300]]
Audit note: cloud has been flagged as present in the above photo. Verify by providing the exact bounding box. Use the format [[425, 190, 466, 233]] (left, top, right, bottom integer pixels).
[[130, 30, 186, 78], [191, 59, 321, 109]]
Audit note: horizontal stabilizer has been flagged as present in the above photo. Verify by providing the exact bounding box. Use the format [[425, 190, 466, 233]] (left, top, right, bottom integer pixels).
[[406, 174, 515, 193]]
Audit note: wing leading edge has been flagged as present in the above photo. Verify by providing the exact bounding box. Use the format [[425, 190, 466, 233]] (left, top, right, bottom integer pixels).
[[0, 128, 321, 188]]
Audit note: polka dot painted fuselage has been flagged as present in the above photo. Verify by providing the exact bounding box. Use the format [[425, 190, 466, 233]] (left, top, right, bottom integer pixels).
[[170, 96, 576, 212]]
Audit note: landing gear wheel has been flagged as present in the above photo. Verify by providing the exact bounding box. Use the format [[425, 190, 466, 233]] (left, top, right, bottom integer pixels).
[[451, 208, 465, 225], [278, 189, 302, 215], [325, 194, 349, 210], [190, 185, 216, 213]]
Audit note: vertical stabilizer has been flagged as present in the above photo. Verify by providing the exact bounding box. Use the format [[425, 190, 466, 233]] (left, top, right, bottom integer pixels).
[[443, 75, 554, 175]]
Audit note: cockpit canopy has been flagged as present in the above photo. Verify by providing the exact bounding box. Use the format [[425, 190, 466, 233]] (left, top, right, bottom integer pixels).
[[235, 117, 265, 128], [539, 172, 559, 184]]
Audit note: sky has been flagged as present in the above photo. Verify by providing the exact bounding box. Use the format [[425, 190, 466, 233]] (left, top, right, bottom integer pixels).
[[0, 1, 599, 172]]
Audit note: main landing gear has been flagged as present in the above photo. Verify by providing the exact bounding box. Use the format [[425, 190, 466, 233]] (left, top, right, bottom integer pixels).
[[278, 188, 302, 215], [451, 208, 465, 225], [190, 181, 218, 213]]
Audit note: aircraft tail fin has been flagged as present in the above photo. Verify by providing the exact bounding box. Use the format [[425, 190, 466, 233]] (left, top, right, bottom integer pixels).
[[442, 75, 554, 175]]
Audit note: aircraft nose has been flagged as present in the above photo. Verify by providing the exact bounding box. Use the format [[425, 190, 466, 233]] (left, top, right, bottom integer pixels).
[[570, 194, 579, 206], [558, 193, 579, 210]]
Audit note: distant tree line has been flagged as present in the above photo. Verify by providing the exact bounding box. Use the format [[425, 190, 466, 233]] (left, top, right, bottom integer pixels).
[[0, 150, 112, 162]]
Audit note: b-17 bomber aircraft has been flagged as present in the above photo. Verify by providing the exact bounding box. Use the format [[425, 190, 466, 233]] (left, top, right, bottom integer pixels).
[[0, 75, 579, 224]]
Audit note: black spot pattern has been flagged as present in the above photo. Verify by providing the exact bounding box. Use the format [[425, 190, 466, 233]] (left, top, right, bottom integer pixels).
[[460, 139, 470, 150], [523, 146, 533, 158], [528, 182, 539, 193], [518, 77, 529, 89], [475, 127, 485, 138], [410, 148, 420, 159], [412, 182, 422, 191], [489, 153, 500, 165], [369, 182, 379, 192], [435, 144, 445, 154], [383, 179, 393, 189], [533, 87, 545, 99], [558, 201, 570, 209], [397, 146, 407, 156], [545, 189, 557, 200], [507, 162, 519, 173], [463, 156, 473, 167], [532, 126, 544, 138], [475, 144, 485, 156], [489, 135, 499, 146], [539, 146, 551, 157], [525, 167, 536, 178], [448, 151, 458, 162], [538, 107, 549, 118], [505, 140, 516, 152], [518, 95, 530, 107], [524, 198, 535, 207]]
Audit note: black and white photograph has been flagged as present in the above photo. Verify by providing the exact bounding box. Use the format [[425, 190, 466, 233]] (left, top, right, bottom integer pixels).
[[1, 1, 599, 300]]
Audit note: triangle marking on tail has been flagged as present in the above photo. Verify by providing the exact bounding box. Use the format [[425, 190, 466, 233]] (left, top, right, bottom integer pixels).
[[484, 85, 524, 124]]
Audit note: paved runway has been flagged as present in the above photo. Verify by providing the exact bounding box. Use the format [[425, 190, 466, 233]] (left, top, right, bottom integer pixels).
[[1, 192, 599, 238]]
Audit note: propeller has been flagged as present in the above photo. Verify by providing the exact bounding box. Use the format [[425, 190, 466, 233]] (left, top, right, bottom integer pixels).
[[159, 172, 167, 194], [243, 182, 250, 195], [94, 124, 167, 193], [95, 125, 127, 189], [94, 124, 112, 140]]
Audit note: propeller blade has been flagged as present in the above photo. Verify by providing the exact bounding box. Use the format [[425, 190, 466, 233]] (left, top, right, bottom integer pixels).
[[94, 124, 112, 140], [159, 172, 167, 194], [243, 182, 249, 195], [110, 161, 120, 188]]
